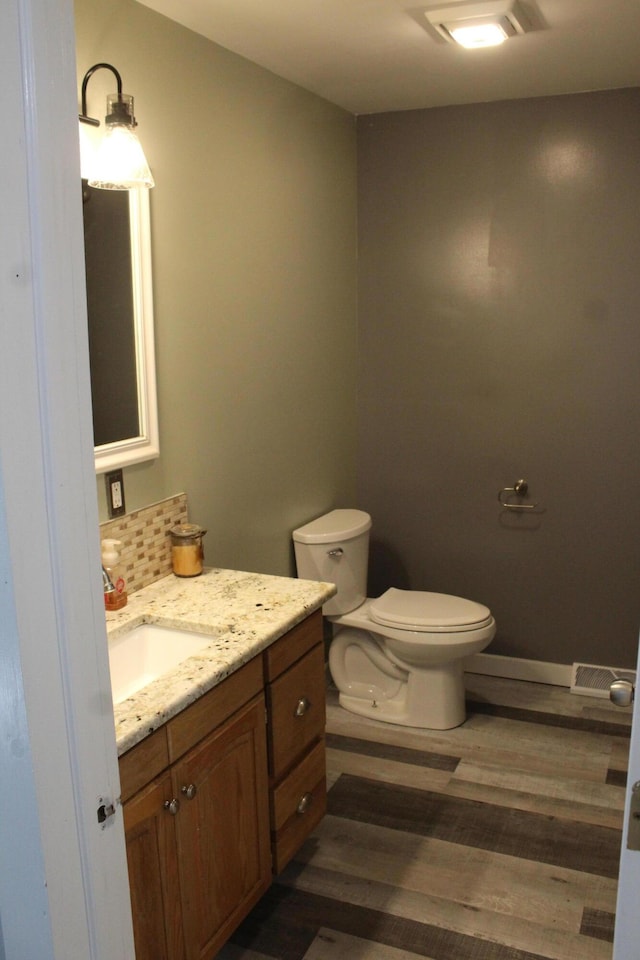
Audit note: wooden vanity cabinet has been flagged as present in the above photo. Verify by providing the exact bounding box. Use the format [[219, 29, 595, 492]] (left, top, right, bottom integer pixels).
[[118, 610, 327, 960], [119, 657, 271, 960], [264, 609, 327, 874]]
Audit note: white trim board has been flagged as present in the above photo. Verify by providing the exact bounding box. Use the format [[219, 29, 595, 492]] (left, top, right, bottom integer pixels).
[[0, 0, 136, 956], [465, 653, 572, 687]]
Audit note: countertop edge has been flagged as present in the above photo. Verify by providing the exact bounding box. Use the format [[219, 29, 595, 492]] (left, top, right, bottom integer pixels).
[[109, 568, 335, 756]]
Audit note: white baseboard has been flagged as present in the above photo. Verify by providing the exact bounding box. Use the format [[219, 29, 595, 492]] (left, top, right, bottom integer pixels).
[[465, 653, 572, 687]]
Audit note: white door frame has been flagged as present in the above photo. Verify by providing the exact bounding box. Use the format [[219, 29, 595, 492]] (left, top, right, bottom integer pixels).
[[613, 635, 640, 959], [0, 0, 134, 957], [2, 1, 638, 958]]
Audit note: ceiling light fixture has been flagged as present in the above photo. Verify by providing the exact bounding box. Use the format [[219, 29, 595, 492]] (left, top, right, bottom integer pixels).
[[79, 62, 154, 190], [425, 0, 532, 48]]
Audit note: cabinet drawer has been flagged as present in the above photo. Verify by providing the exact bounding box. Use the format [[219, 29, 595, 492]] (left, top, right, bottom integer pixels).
[[264, 610, 323, 681], [267, 643, 325, 780], [271, 739, 326, 875], [120, 727, 169, 804], [167, 656, 263, 762]]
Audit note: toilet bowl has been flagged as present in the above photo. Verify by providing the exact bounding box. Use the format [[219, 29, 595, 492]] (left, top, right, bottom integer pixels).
[[329, 590, 495, 728], [292, 509, 496, 730]]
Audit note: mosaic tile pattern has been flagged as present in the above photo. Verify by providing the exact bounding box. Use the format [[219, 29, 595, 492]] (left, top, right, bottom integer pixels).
[[99, 493, 188, 594]]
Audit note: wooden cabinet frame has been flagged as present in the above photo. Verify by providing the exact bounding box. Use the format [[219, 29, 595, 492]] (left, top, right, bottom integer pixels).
[[119, 610, 326, 960]]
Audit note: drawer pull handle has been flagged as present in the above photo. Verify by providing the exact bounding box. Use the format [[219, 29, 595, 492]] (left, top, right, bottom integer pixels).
[[181, 783, 197, 800], [164, 798, 180, 816], [297, 792, 313, 815], [295, 697, 310, 717]]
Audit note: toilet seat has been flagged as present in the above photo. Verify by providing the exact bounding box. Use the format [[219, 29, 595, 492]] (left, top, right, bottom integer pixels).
[[370, 587, 493, 634]]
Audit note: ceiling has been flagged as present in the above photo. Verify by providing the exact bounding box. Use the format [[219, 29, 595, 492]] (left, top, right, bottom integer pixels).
[[136, 0, 640, 115]]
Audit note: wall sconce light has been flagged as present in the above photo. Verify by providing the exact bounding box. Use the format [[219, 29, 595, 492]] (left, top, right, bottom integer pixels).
[[79, 62, 154, 189], [425, 0, 532, 48]]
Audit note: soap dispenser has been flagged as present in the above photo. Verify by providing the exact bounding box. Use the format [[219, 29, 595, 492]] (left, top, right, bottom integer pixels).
[[101, 538, 128, 610]]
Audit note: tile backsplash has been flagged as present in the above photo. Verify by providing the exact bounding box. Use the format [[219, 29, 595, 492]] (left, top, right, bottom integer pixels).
[[99, 493, 188, 595]]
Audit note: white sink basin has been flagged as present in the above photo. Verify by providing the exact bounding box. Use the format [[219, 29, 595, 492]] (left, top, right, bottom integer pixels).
[[108, 623, 212, 704]]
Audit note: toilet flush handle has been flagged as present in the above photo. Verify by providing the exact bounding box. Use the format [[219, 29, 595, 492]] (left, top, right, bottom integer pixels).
[[327, 548, 344, 558]]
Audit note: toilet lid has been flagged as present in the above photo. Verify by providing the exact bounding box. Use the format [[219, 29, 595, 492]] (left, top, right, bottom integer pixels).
[[292, 509, 371, 543], [370, 588, 492, 631]]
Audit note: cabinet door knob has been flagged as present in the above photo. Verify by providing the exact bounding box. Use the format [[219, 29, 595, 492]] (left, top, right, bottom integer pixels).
[[181, 783, 197, 800], [295, 696, 310, 717], [297, 792, 313, 815], [164, 798, 180, 816]]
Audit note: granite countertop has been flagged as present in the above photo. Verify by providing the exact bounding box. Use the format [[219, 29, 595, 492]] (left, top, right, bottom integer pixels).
[[107, 567, 335, 756]]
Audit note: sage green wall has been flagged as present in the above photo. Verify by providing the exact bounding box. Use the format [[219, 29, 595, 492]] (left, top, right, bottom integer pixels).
[[76, 0, 358, 576]]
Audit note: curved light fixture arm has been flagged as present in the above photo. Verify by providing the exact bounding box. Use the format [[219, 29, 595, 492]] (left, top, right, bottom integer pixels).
[[79, 62, 125, 127], [78, 61, 154, 191]]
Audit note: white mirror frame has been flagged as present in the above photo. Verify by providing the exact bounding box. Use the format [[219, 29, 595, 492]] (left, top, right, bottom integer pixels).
[[94, 188, 159, 473]]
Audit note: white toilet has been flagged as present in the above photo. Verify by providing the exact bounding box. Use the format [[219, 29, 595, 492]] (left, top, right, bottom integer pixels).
[[293, 509, 496, 730]]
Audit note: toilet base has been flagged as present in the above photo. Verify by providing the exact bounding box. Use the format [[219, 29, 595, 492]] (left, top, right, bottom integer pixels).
[[336, 660, 467, 730]]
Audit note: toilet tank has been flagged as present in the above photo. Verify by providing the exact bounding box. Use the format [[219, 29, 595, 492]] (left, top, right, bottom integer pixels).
[[292, 509, 371, 616]]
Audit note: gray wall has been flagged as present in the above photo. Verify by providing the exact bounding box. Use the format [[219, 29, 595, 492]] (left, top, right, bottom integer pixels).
[[76, 0, 358, 576], [357, 89, 640, 668]]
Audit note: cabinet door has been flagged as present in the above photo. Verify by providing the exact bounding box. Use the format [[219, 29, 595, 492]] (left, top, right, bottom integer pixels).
[[123, 774, 186, 960], [173, 693, 271, 960]]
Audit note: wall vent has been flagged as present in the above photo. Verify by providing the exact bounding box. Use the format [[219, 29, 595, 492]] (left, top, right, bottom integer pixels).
[[570, 662, 636, 698]]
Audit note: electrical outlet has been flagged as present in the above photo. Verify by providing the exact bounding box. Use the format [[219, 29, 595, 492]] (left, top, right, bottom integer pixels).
[[105, 469, 126, 518]]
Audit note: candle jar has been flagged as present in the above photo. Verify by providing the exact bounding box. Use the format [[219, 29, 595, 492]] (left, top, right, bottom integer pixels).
[[169, 523, 207, 577]]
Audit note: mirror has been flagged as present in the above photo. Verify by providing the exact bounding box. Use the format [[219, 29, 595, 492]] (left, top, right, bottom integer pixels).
[[83, 184, 159, 473]]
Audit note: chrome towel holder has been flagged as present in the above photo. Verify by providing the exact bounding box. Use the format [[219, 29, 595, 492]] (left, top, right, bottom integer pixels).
[[498, 478, 538, 511]]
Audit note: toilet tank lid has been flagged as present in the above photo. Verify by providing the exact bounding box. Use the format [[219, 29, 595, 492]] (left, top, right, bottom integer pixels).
[[292, 509, 372, 544]]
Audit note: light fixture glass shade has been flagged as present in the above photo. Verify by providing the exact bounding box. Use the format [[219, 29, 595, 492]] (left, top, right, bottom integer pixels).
[[84, 93, 154, 190], [448, 19, 509, 47], [88, 123, 155, 189]]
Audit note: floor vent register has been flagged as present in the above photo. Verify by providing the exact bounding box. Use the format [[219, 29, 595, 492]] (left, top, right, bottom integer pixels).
[[570, 662, 636, 699]]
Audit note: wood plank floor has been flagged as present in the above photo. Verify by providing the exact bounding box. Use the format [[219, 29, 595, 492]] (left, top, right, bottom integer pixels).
[[217, 674, 631, 960]]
